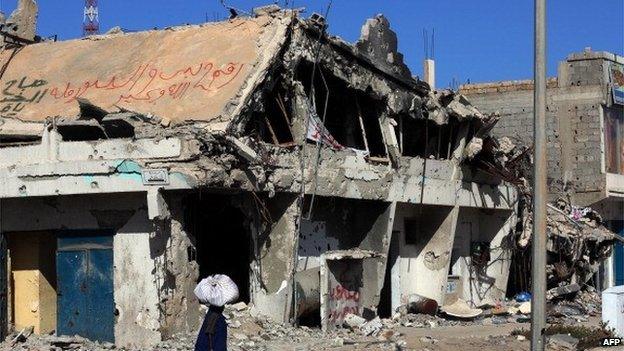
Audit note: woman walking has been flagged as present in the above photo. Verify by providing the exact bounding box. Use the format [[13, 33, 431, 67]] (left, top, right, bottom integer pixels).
[[194, 274, 239, 351]]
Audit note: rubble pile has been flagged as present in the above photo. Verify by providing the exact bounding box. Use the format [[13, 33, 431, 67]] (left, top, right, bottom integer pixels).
[[470, 135, 618, 292], [548, 288, 602, 324], [2, 291, 604, 351], [2, 303, 407, 351]]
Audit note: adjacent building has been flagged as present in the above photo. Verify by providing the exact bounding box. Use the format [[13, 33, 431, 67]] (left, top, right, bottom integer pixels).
[[461, 48, 624, 289]]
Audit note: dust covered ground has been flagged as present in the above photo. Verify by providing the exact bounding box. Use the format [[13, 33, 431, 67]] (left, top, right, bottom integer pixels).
[[0, 298, 612, 351]]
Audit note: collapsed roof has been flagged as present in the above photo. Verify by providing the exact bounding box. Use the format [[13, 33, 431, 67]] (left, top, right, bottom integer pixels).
[[0, 6, 493, 156], [0, 9, 291, 128]]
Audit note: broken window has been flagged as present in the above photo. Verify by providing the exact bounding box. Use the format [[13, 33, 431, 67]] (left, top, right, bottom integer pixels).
[[296, 61, 387, 158], [247, 80, 295, 146], [604, 105, 624, 174], [396, 115, 455, 159]]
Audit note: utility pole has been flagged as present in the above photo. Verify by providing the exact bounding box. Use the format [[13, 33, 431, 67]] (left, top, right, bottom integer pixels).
[[531, 0, 547, 349]]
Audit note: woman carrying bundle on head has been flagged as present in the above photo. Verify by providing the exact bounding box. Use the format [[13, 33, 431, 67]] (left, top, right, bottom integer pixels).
[[194, 274, 239, 351]]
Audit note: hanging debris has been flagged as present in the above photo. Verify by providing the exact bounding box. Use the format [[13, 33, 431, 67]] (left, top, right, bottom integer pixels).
[[469, 135, 618, 295]]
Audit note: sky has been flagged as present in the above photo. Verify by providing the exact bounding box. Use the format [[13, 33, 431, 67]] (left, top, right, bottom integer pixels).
[[3, 0, 623, 87]]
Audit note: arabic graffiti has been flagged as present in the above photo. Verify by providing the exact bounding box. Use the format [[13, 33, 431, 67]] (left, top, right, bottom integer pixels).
[[328, 284, 361, 324], [0, 76, 48, 117], [49, 61, 245, 105]]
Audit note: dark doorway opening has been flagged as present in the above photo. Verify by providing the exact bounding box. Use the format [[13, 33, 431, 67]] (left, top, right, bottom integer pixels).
[[378, 230, 399, 318], [183, 192, 252, 303]]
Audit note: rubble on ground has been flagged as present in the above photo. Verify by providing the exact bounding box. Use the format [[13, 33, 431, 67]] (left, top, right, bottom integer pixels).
[[470, 135, 618, 293], [2, 288, 605, 351]]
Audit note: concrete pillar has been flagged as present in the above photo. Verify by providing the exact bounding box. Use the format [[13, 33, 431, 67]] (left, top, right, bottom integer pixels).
[[249, 193, 300, 323], [158, 195, 201, 339], [423, 59, 435, 90]]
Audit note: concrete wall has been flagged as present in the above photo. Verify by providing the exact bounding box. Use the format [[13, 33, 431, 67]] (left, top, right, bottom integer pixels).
[[248, 193, 300, 324], [451, 208, 516, 306], [298, 197, 391, 270], [466, 86, 605, 202], [392, 203, 459, 306], [1, 193, 161, 348], [8, 232, 57, 334], [157, 193, 202, 338], [294, 196, 394, 321], [461, 52, 623, 206]]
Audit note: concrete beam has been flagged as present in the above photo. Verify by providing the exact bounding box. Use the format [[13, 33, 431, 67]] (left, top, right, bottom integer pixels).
[[0, 159, 194, 199], [0, 137, 184, 168]]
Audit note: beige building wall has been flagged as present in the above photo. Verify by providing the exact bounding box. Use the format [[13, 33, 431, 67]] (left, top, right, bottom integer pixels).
[[8, 232, 57, 335]]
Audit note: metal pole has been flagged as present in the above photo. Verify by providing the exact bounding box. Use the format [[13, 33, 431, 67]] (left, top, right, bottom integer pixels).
[[531, 0, 547, 349]]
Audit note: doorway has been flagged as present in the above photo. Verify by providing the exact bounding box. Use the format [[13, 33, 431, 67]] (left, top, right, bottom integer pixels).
[[7, 232, 57, 336], [184, 193, 252, 303]]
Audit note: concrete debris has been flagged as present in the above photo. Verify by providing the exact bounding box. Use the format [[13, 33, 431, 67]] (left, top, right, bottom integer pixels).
[[253, 5, 281, 17], [469, 134, 616, 295], [343, 313, 367, 329], [498, 136, 515, 154], [547, 333, 579, 351], [10, 326, 33, 346], [3, 0, 38, 41], [518, 302, 531, 315], [360, 317, 384, 336], [440, 299, 483, 319], [104, 26, 124, 35], [446, 94, 484, 121], [356, 14, 411, 79], [547, 283, 581, 300], [463, 137, 483, 160]]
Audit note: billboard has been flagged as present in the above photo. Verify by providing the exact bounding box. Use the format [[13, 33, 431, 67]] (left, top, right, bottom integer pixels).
[[610, 63, 624, 105]]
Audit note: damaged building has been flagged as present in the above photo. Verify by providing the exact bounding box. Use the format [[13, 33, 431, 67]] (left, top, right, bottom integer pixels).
[[461, 49, 624, 291], [0, 4, 519, 348]]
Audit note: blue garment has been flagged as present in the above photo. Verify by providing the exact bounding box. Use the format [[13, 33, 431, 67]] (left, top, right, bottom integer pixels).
[[195, 305, 227, 351]]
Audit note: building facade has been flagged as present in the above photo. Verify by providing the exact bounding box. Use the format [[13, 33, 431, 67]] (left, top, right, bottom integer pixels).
[[0, 6, 517, 347]]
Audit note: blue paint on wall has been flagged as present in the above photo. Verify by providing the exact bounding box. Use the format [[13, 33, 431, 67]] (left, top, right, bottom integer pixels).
[[114, 160, 143, 183], [57, 231, 114, 343], [613, 221, 624, 286], [115, 160, 142, 174]]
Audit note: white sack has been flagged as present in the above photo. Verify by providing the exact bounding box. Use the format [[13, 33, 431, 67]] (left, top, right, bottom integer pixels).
[[194, 274, 239, 307]]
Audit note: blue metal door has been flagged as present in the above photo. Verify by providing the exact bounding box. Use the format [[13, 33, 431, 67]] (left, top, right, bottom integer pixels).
[[613, 221, 624, 286], [56, 232, 114, 343]]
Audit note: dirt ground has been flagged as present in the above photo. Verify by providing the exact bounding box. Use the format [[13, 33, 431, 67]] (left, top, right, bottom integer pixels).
[[1, 309, 613, 351]]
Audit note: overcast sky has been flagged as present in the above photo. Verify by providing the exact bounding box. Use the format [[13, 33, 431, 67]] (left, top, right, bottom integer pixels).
[[4, 0, 623, 87]]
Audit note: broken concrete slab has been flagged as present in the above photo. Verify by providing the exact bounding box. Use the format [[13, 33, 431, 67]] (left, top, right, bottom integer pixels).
[[0, 11, 293, 127], [360, 316, 383, 336], [343, 313, 366, 329], [440, 299, 483, 319], [3, 0, 38, 41], [463, 137, 483, 160], [356, 14, 412, 80]]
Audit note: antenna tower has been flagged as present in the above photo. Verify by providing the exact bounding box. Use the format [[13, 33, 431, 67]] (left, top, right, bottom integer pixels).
[[83, 0, 100, 36]]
